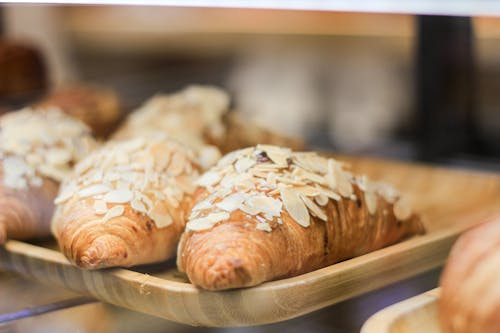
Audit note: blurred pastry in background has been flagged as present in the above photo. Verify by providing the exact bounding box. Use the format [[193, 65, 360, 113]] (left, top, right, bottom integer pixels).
[[0, 40, 48, 110], [114, 85, 304, 168], [0, 107, 96, 244], [38, 85, 122, 137], [113, 85, 228, 169], [218, 112, 304, 154], [439, 216, 500, 333]]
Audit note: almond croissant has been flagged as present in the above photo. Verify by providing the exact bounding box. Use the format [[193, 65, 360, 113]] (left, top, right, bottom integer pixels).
[[0, 107, 96, 244], [52, 134, 200, 269], [177, 145, 425, 290]]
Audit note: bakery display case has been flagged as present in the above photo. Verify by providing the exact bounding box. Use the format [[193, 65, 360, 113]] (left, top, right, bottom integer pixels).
[[0, 2, 499, 333]]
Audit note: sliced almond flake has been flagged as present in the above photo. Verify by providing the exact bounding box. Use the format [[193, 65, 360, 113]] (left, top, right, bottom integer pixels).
[[364, 191, 377, 215], [216, 192, 247, 212], [240, 201, 261, 216], [319, 188, 341, 201], [246, 195, 282, 217], [38, 164, 68, 182], [300, 194, 327, 221], [266, 172, 277, 187], [186, 218, 215, 232], [268, 188, 281, 196], [164, 191, 180, 208], [135, 192, 154, 210], [325, 159, 337, 189], [280, 187, 310, 227], [150, 210, 173, 228], [46, 148, 72, 166], [196, 171, 221, 187], [131, 199, 147, 214], [295, 169, 328, 186], [121, 137, 146, 152], [253, 164, 282, 171], [277, 218, 283, 224], [186, 212, 230, 231], [256, 223, 272, 232], [293, 152, 327, 174], [263, 213, 274, 221], [336, 168, 353, 197], [93, 200, 108, 215], [356, 175, 369, 192], [78, 184, 111, 198], [265, 150, 289, 168], [276, 176, 306, 186], [255, 215, 267, 223], [315, 194, 329, 206], [393, 197, 412, 220], [103, 189, 133, 204], [295, 185, 321, 197], [375, 182, 400, 203], [217, 148, 250, 168], [102, 205, 125, 222], [167, 152, 185, 176], [115, 151, 129, 165], [198, 145, 221, 170], [252, 171, 270, 179], [192, 199, 212, 212], [234, 157, 256, 173], [54, 183, 77, 204]]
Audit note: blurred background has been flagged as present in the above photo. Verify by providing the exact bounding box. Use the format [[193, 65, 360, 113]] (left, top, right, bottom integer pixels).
[[1, 5, 499, 166], [0, 4, 499, 333]]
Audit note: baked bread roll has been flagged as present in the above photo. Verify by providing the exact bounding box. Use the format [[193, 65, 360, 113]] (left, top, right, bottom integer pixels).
[[112, 85, 228, 169], [0, 107, 96, 243], [52, 134, 200, 269], [439, 217, 500, 333], [177, 145, 425, 290], [113, 85, 304, 168], [38, 85, 121, 137]]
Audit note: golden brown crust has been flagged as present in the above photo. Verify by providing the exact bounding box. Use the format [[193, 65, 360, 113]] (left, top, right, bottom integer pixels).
[[439, 217, 500, 333], [0, 164, 58, 244], [52, 135, 200, 269], [38, 85, 121, 137], [177, 146, 424, 290], [53, 195, 191, 269], [179, 186, 423, 290]]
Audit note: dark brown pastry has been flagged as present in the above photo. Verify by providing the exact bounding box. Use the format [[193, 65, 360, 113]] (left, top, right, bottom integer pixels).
[[0, 40, 47, 107]]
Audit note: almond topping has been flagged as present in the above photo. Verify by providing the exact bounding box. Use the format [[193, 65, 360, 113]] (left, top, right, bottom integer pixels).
[[281, 187, 310, 227]]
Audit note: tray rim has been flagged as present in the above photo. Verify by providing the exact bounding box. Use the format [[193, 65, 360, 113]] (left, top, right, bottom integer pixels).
[[0, 157, 498, 327], [361, 288, 440, 333]]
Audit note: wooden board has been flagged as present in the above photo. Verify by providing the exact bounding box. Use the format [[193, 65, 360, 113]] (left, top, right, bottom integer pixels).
[[361, 288, 441, 333], [0, 156, 499, 327]]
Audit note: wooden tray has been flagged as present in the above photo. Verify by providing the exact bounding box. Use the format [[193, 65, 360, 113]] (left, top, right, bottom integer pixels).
[[361, 288, 441, 333], [0, 156, 499, 327]]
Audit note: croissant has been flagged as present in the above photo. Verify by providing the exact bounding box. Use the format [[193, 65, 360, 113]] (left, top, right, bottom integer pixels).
[[112, 85, 228, 169], [0, 107, 96, 244], [177, 145, 425, 290], [439, 217, 500, 333], [38, 85, 121, 137], [112, 85, 304, 168], [52, 135, 200, 269]]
